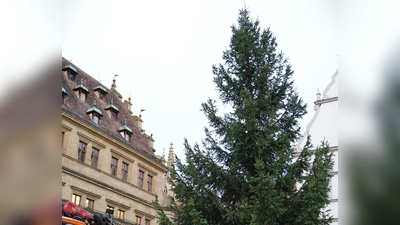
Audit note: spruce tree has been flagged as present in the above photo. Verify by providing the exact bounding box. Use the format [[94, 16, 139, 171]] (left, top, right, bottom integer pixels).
[[154, 7, 333, 225]]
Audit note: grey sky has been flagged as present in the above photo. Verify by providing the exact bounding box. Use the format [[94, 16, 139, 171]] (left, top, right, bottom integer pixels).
[[62, 0, 338, 161]]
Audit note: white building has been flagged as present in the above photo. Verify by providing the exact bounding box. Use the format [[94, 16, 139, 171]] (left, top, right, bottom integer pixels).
[[296, 69, 338, 224]]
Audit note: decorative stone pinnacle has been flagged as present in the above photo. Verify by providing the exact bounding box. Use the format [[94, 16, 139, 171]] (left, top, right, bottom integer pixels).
[[316, 88, 321, 100], [112, 75, 118, 89]]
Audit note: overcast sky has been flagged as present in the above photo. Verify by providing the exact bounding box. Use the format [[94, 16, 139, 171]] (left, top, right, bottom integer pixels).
[[62, 0, 338, 161]]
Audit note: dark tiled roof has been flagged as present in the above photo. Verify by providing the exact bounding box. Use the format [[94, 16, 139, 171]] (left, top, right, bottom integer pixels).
[[62, 57, 162, 165]]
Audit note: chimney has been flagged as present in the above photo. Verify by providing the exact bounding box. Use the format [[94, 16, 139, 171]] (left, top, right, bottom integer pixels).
[[145, 133, 155, 152], [124, 95, 133, 114], [132, 114, 144, 133]]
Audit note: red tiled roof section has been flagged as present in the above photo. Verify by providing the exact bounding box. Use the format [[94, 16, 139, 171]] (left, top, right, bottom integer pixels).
[[62, 57, 158, 159]]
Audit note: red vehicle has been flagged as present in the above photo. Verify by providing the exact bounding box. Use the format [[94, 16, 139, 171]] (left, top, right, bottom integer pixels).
[[62, 199, 94, 225]]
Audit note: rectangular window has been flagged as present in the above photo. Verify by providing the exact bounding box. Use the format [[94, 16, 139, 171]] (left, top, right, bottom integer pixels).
[[111, 157, 118, 176], [91, 147, 99, 168], [122, 162, 128, 181], [78, 90, 86, 102], [99, 92, 105, 101], [71, 194, 81, 206], [118, 209, 125, 220], [135, 216, 141, 224], [68, 71, 75, 81], [145, 219, 150, 225], [106, 205, 114, 215], [111, 111, 117, 121], [78, 141, 87, 162], [93, 114, 99, 124], [147, 175, 153, 192], [85, 198, 94, 209], [138, 170, 144, 188], [124, 133, 130, 141]]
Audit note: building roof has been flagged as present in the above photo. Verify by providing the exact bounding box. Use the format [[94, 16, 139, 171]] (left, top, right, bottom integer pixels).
[[62, 57, 161, 163]]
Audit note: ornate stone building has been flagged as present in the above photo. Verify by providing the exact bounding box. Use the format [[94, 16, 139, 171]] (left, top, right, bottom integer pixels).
[[62, 57, 174, 225], [296, 69, 339, 225]]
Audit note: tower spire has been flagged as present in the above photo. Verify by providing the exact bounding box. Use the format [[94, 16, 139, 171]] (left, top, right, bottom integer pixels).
[[168, 142, 174, 168]]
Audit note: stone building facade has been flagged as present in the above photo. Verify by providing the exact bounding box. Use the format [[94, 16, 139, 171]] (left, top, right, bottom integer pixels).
[[296, 69, 339, 224], [62, 57, 174, 225]]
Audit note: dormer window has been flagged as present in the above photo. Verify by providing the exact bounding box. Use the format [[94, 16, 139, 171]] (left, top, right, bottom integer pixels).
[[62, 64, 78, 82], [118, 119, 133, 142], [93, 85, 108, 101], [62, 87, 68, 104], [93, 114, 100, 124], [104, 98, 119, 122], [111, 111, 117, 121], [73, 79, 90, 102], [86, 101, 103, 125]]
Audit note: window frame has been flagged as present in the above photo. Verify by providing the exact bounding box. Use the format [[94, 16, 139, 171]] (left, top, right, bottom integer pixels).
[[110, 110, 117, 121], [78, 90, 87, 102], [135, 216, 141, 224], [71, 193, 81, 206], [138, 170, 144, 188], [122, 162, 128, 181], [85, 198, 94, 209], [78, 141, 87, 162], [91, 147, 99, 168], [147, 174, 153, 192], [93, 113, 100, 124], [111, 157, 118, 176], [68, 70, 75, 82], [99, 91, 105, 101], [118, 209, 125, 220], [124, 132, 130, 141]]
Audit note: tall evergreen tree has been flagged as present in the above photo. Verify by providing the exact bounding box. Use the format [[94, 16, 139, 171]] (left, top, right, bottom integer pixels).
[[154, 7, 333, 225]]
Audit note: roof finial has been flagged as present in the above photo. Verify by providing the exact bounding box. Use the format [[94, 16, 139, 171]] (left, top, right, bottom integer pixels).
[[129, 93, 131, 102], [316, 88, 321, 100], [124, 119, 127, 126], [112, 74, 118, 89], [111, 98, 114, 105], [140, 109, 145, 116]]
